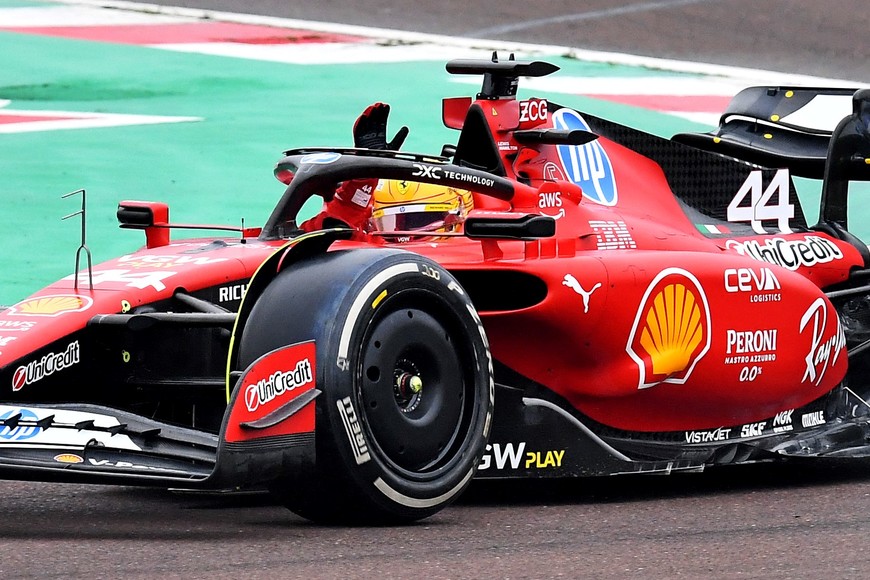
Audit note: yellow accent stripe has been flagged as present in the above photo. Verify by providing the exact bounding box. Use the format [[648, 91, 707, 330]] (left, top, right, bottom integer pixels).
[[372, 289, 388, 309]]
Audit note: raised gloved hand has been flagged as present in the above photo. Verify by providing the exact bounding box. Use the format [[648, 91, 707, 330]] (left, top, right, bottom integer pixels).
[[353, 102, 409, 150]]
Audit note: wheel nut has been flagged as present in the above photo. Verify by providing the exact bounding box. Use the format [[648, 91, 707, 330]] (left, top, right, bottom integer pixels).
[[396, 372, 423, 397]]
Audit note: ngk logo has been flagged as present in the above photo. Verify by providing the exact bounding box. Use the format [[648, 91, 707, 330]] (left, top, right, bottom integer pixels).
[[12, 341, 80, 391]]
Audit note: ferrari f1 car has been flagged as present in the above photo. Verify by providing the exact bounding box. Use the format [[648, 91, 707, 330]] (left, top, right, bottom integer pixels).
[[2, 55, 870, 524]]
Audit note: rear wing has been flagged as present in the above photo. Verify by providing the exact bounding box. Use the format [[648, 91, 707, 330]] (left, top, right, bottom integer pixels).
[[674, 86, 864, 178], [675, 87, 870, 230]]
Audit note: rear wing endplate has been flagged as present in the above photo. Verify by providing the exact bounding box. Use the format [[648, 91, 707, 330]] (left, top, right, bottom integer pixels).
[[676, 87, 870, 230]]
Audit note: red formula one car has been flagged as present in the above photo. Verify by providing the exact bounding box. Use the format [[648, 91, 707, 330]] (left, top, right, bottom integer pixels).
[[2, 56, 870, 523]]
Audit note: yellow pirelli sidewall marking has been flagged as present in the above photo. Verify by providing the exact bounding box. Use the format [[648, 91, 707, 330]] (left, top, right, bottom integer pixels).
[[372, 289, 388, 309]]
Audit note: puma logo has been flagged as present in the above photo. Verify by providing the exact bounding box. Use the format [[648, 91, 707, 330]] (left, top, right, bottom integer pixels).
[[562, 274, 601, 313]]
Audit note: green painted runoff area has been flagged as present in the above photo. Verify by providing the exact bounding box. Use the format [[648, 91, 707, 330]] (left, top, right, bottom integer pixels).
[[0, 17, 860, 305]]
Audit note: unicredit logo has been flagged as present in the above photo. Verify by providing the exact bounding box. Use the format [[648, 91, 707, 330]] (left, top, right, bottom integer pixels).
[[244, 359, 313, 412], [12, 341, 80, 391]]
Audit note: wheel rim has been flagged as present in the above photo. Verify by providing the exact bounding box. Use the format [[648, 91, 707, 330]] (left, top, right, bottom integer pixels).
[[358, 303, 470, 474]]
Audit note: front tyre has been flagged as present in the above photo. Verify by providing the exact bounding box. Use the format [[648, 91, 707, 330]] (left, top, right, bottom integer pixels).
[[237, 249, 493, 523]]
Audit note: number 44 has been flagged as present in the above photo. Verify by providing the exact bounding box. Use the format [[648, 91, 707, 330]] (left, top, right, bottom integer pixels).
[[727, 169, 794, 234]]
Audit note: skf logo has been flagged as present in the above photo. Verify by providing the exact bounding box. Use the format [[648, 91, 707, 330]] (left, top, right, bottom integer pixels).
[[627, 269, 711, 389]]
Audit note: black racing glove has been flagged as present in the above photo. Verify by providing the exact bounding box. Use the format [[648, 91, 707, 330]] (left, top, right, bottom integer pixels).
[[353, 102, 409, 150]]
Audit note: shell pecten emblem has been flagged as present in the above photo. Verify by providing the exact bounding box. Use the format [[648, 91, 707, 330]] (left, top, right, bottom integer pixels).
[[627, 269, 711, 389], [641, 282, 703, 375], [8, 294, 93, 317]]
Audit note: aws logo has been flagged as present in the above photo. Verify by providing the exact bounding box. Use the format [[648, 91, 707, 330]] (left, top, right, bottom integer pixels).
[[552, 108, 617, 206], [626, 268, 711, 389]]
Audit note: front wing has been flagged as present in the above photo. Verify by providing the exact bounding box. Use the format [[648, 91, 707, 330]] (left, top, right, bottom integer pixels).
[[1, 380, 870, 488]]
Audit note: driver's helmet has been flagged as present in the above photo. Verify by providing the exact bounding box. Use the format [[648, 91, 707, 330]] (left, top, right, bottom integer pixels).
[[368, 179, 473, 240]]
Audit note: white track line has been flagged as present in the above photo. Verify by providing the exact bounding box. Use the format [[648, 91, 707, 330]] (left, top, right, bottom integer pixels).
[[49, 0, 865, 85], [467, 0, 717, 36]]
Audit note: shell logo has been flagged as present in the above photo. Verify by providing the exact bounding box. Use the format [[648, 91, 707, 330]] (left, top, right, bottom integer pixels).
[[53, 453, 84, 464], [627, 269, 711, 389], [8, 294, 93, 317]]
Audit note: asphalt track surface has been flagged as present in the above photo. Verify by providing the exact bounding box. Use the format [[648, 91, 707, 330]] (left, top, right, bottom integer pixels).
[[143, 0, 870, 82], [5, 2, 870, 579]]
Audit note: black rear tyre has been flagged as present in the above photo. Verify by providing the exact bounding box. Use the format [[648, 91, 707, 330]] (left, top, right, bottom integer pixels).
[[237, 248, 493, 524]]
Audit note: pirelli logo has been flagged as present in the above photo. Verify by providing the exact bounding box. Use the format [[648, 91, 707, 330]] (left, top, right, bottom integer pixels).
[[337, 397, 371, 465]]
